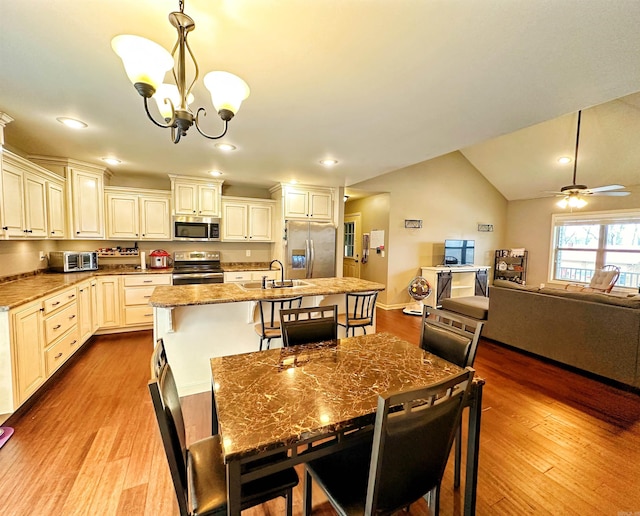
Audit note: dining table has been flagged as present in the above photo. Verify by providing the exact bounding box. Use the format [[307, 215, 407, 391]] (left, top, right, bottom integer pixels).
[[209, 331, 485, 516]]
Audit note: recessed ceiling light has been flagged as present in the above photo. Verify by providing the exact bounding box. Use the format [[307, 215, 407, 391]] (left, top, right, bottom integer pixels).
[[320, 159, 338, 167], [289, 180, 298, 185], [102, 157, 121, 166], [57, 117, 87, 129], [557, 156, 572, 165], [215, 143, 236, 152], [209, 170, 223, 176]]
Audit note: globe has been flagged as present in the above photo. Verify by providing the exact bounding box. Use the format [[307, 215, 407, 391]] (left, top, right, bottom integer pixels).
[[403, 276, 432, 316]]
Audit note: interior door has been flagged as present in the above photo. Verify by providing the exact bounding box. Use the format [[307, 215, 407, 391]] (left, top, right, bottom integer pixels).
[[343, 213, 362, 278]]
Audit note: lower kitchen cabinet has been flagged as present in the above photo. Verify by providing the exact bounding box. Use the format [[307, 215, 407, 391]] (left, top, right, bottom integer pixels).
[[122, 274, 171, 327], [11, 300, 46, 406], [96, 276, 121, 328]]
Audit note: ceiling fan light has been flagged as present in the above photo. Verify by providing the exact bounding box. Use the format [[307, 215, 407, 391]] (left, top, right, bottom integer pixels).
[[573, 196, 587, 208], [153, 84, 194, 119], [204, 71, 250, 117], [112, 35, 173, 93], [557, 197, 569, 209]]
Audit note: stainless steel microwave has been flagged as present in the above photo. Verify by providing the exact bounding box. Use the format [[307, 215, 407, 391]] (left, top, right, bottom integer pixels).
[[49, 251, 98, 272], [173, 216, 221, 241]]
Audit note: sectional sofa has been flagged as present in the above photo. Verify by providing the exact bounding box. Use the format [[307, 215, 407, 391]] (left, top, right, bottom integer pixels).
[[482, 280, 640, 388]]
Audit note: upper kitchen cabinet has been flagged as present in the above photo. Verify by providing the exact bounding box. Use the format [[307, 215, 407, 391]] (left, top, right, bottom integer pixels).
[[221, 196, 275, 242], [31, 156, 111, 239], [46, 180, 66, 238], [270, 184, 334, 222], [0, 151, 64, 239], [105, 187, 171, 240], [169, 175, 224, 217]]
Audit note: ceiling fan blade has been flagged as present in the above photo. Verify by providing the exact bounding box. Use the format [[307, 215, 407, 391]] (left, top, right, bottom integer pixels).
[[543, 191, 567, 195], [586, 184, 626, 193], [592, 191, 630, 196]]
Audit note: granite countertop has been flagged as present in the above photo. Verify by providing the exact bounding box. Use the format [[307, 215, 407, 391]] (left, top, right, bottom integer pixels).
[[221, 262, 272, 272], [150, 277, 385, 308], [0, 267, 173, 311]]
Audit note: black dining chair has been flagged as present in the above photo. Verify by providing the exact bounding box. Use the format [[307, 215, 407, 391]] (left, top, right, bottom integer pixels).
[[255, 296, 303, 350], [149, 362, 299, 516], [337, 291, 378, 337], [420, 305, 484, 488], [303, 368, 475, 516], [279, 305, 338, 347]]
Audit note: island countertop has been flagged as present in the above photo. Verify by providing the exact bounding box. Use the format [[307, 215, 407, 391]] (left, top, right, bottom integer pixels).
[[149, 277, 385, 308]]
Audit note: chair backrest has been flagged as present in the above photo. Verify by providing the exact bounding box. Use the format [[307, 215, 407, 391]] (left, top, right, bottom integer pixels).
[[257, 296, 304, 335], [148, 363, 189, 516], [344, 291, 378, 324], [365, 368, 475, 514], [419, 306, 483, 368], [150, 338, 168, 379], [279, 305, 338, 347], [589, 265, 620, 293]]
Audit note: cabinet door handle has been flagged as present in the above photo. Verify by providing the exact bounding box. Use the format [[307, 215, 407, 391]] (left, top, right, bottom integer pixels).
[[53, 324, 62, 330], [2, 226, 7, 230], [143, 280, 153, 283], [144, 313, 153, 317], [69, 314, 76, 320], [55, 352, 63, 359], [70, 340, 77, 346], [68, 294, 75, 299], [52, 301, 61, 306], [144, 295, 151, 298]]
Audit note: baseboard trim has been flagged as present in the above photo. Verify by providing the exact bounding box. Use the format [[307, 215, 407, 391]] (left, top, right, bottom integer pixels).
[[376, 303, 409, 311]]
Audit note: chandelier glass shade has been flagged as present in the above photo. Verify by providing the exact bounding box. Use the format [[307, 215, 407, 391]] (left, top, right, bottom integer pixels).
[[111, 1, 250, 143]]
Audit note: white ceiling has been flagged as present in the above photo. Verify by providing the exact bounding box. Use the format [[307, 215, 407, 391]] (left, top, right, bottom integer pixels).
[[2, 0, 640, 200]]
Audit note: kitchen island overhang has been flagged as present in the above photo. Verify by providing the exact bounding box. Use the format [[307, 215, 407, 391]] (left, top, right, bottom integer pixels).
[[150, 277, 385, 396]]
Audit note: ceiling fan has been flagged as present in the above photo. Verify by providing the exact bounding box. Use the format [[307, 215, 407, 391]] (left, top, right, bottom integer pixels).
[[549, 110, 630, 208]]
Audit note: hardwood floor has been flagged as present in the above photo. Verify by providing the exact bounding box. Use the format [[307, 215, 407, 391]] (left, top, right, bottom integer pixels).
[[1, 310, 639, 515]]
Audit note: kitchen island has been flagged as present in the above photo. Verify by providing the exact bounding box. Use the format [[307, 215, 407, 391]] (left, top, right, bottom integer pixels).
[[150, 277, 385, 395]]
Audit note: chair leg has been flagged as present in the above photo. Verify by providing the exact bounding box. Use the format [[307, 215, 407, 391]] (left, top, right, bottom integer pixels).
[[259, 337, 264, 351], [454, 423, 462, 488], [266, 338, 271, 350], [426, 484, 440, 516], [303, 468, 313, 516], [285, 487, 293, 516]]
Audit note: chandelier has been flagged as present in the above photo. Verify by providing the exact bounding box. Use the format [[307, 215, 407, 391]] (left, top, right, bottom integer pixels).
[[111, 0, 250, 144]]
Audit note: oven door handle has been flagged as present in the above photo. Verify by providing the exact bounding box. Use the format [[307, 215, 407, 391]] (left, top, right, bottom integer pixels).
[[173, 273, 223, 279]]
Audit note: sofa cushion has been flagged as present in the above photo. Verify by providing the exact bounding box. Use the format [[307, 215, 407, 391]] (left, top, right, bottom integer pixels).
[[492, 279, 539, 292], [440, 296, 489, 320], [538, 287, 640, 308]]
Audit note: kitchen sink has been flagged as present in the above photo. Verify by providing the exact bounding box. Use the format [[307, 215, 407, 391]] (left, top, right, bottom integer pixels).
[[238, 279, 313, 290]]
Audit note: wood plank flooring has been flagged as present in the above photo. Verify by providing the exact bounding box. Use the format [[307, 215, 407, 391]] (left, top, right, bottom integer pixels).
[[1, 310, 639, 515]]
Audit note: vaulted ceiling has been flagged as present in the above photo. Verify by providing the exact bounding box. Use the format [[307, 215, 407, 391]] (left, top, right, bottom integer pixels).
[[2, 1, 640, 200]]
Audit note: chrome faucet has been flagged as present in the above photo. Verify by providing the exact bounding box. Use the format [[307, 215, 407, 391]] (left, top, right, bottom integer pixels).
[[269, 259, 284, 284]]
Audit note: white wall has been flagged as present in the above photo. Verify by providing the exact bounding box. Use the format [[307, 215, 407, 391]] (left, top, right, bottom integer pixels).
[[351, 151, 507, 307]]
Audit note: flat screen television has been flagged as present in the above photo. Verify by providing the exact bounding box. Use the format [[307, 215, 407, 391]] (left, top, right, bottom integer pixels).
[[444, 239, 475, 266]]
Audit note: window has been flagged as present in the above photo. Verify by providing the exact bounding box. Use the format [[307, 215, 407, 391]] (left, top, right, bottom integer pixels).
[[344, 221, 355, 258], [551, 210, 640, 289]]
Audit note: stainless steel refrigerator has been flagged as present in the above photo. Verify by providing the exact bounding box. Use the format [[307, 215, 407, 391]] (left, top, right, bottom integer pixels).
[[284, 220, 336, 279]]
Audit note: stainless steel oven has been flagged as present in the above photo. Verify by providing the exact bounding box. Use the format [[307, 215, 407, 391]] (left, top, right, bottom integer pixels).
[[172, 251, 224, 285], [173, 216, 220, 241]]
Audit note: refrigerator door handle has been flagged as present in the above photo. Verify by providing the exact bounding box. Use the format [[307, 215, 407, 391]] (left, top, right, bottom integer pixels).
[[305, 239, 310, 278], [309, 239, 315, 278]]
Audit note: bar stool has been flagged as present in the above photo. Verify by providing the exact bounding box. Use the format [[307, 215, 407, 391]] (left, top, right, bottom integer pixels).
[[255, 296, 303, 350], [337, 291, 378, 337]]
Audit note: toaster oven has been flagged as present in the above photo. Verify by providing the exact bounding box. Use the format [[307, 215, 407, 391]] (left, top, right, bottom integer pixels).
[[49, 251, 98, 272]]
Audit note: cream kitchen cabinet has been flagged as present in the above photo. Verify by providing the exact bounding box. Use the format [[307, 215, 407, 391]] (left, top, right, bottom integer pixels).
[[11, 300, 46, 406], [223, 270, 278, 283], [43, 286, 79, 377], [30, 156, 110, 239], [271, 184, 334, 221], [0, 151, 55, 238], [221, 196, 275, 242], [105, 187, 171, 240], [46, 180, 66, 238], [77, 280, 95, 344], [96, 276, 121, 328], [169, 175, 223, 217], [122, 274, 172, 327]]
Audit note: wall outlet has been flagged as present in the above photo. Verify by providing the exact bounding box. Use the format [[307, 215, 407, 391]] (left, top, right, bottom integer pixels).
[[246, 250, 251, 257], [39, 251, 46, 261]]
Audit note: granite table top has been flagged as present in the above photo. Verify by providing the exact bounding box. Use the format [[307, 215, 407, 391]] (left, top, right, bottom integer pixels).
[[210, 332, 464, 460], [0, 267, 172, 311], [149, 277, 385, 308]]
